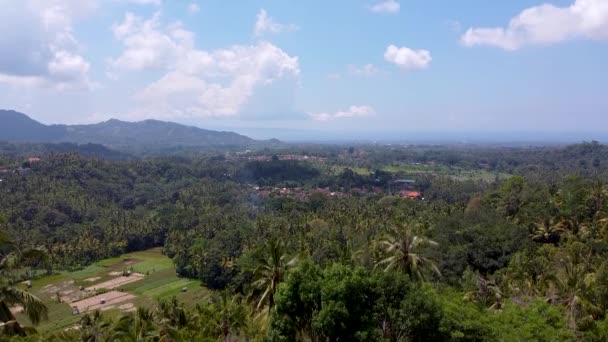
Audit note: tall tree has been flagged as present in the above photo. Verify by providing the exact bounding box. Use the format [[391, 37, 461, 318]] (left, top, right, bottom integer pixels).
[[252, 238, 297, 309], [376, 222, 441, 281]]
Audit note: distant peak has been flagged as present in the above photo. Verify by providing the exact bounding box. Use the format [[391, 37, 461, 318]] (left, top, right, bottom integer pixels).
[[105, 118, 124, 123]]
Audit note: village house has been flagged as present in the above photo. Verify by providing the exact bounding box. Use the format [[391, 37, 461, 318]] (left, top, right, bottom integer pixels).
[[400, 190, 422, 200]]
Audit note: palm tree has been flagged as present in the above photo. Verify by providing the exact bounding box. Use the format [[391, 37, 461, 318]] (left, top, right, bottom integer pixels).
[[588, 179, 608, 214], [111, 307, 158, 341], [554, 254, 592, 329], [79, 310, 112, 342], [252, 238, 297, 310], [155, 296, 189, 340], [198, 291, 249, 341], [0, 231, 48, 335], [375, 222, 441, 281], [596, 211, 608, 240], [530, 218, 563, 244], [464, 276, 503, 311]]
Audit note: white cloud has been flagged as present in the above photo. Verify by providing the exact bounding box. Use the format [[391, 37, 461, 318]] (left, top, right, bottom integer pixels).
[[109, 12, 300, 119], [109, 12, 192, 71], [348, 64, 382, 77], [254, 9, 297, 37], [369, 0, 400, 14], [384, 45, 431, 70], [310, 105, 375, 121], [461, 0, 608, 50], [188, 3, 200, 14], [0, 0, 94, 90]]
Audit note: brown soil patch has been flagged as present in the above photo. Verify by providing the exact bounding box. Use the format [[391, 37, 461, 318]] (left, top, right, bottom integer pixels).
[[10, 305, 23, 315], [108, 271, 122, 276], [39, 280, 85, 303], [84, 277, 101, 282], [71, 291, 135, 313], [85, 273, 144, 291]]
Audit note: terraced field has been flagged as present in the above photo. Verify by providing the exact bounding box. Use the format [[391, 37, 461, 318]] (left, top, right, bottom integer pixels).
[[15, 248, 207, 333]]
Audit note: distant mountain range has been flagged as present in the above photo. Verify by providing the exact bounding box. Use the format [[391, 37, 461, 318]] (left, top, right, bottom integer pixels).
[[0, 110, 262, 149]]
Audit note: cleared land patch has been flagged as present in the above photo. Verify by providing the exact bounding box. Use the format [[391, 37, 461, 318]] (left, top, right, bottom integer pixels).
[[71, 291, 135, 313], [16, 248, 207, 333], [85, 273, 144, 291]]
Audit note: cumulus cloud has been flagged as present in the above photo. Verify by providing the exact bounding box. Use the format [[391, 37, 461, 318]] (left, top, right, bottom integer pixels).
[[384, 45, 431, 70], [109, 13, 193, 71], [369, 0, 400, 14], [254, 9, 297, 37], [310, 105, 375, 121], [188, 3, 200, 14], [461, 0, 608, 50], [109, 12, 300, 119], [0, 0, 94, 90], [348, 64, 382, 77]]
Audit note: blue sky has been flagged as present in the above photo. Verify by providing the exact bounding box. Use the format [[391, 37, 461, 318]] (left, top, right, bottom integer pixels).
[[0, 0, 607, 140]]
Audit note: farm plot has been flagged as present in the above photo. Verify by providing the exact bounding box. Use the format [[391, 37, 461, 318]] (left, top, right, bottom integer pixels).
[[85, 273, 144, 291], [71, 291, 136, 313], [15, 248, 207, 333]]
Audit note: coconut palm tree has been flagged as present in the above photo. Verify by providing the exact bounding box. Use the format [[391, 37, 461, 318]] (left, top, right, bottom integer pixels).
[[530, 218, 563, 244], [155, 297, 189, 337], [198, 291, 249, 341], [464, 276, 503, 311], [111, 307, 158, 341], [252, 238, 297, 310], [0, 231, 48, 335], [79, 310, 112, 342], [588, 179, 608, 215], [375, 222, 441, 281]]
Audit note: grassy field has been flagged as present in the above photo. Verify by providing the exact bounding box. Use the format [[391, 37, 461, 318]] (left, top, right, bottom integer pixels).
[[15, 248, 207, 333], [329, 162, 510, 182], [380, 163, 511, 182]]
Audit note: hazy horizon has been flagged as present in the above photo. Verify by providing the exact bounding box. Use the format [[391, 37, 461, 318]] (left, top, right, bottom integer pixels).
[[4, 108, 608, 144]]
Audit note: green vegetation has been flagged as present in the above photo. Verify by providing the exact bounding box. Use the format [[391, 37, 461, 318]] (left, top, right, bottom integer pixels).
[[3, 141, 608, 340], [9, 248, 205, 334]]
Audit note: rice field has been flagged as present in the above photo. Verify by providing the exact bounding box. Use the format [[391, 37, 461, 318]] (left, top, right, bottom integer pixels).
[[15, 247, 207, 333]]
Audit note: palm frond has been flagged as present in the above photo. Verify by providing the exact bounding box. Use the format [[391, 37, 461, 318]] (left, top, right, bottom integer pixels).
[[0, 286, 48, 325]]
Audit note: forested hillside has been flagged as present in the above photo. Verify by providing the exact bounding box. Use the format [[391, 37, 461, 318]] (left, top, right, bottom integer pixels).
[[0, 110, 258, 151], [3, 143, 608, 340]]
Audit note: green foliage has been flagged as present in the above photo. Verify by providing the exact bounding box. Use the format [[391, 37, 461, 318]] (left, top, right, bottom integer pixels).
[[237, 159, 320, 185], [270, 262, 444, 341], [439, 291, 573, 341], [4, 143, 608, 339]]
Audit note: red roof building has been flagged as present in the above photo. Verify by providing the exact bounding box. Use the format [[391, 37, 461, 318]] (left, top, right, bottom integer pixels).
[[400, 190, 422, 199]]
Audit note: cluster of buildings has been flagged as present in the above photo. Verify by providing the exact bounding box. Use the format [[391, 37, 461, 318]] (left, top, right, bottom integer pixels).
[[237, 154, 327, 162], [0, 157, 42, 182], [252, 180, 423, 201], [393, 179, 423, 200], [254, 186, 340, 200]]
